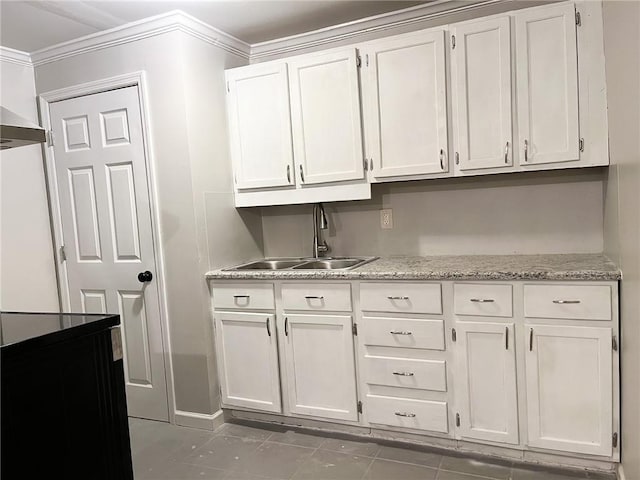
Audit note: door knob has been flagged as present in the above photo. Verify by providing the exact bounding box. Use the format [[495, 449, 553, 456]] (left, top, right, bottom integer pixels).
[[137, 271, 153, 283]]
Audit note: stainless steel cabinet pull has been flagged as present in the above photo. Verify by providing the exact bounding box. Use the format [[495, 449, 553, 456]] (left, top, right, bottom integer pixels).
[[455, 152, 459, 165], [369, 158, 374, 171], [440, 149, 445, 170], [299, 165, 305, 183], [285, 317, 289, 336], [552, 299, 581, 304], [394, 412, 416, 418], [505, 326, 509, 350], [390, 330, 412, 335], [233, 295, 250, 299], [266, 318, 271, 337], [529, 328, 534, 351], [393, 371, 414, 376], [470, 298, 494, 303], [304, 295, 324, 300], [524, 139, 529, 162], [286, 165, 291, 183], [388, 296, 409, 300], [504, 141, 510, 164]]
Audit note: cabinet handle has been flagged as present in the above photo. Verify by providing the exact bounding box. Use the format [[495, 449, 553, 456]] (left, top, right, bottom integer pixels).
[[524, 139, 529, 162], [285, 317, 289, 336], [304, 295, 324, 300], [552, 299, 581, 304], [299, 165, 305, 183], [470, 298, 494, 303], [505, 326, 509, 350], [266, 317, 271, 337], [394, 412, 416, 418], [390, 330, 412, 335], [286, 165, 291, 183], [233, 295, 250, 300], [529, 328, 534, 351], [388, 296, 409, 300], [369, 158, 373, 171], [455, 152, 459, 165], [504, 141, 510, 164], [440, 149, 445, 170], [393, 371, 414, 376]]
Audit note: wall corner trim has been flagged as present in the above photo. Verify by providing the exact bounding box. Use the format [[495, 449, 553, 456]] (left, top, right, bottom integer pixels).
[[174, 409, 225, 431], [0, 46, 33, 67]]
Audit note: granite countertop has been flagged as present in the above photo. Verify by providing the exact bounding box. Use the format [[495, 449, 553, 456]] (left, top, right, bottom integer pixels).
[[206, 253, 621, 281]]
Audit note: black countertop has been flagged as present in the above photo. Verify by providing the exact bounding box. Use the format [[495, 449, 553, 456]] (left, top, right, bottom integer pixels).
[[0, 312, 120, 358]]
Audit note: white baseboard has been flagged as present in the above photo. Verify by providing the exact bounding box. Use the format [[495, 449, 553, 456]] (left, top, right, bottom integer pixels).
[[618, 465, 626, 480], [174, 409, 224, 431]]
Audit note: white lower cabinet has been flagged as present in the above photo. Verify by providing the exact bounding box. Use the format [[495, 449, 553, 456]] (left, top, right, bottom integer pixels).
[[366, 395, 449, 433], [454, 321, 519, 445], [214, 311, 281, 413], [281, 313, 359, 421], [525, 324, 613, 457]]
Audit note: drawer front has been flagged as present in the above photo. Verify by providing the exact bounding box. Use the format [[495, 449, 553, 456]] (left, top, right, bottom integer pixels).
[[282, 283, 352, 312], [360, 283, 442, 314], [213, 283, 275, 310], [361, 317, 445, 350], [454, 284, 513, 317], [366, 395, 448, 433], [363, 356, 447, 392], [524, 285, 612, 321]]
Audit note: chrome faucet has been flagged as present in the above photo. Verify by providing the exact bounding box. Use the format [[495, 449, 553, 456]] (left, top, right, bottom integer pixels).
[[312, 203, 329, 258]]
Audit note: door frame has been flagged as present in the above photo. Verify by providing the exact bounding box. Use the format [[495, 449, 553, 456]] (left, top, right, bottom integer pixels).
[[38, 71, 175, 424]]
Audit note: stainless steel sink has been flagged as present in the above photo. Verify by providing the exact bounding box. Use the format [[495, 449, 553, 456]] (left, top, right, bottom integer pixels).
[[292, 258, 364, 270], [233, 259, 304, 270], [224, 256, 377, 271]]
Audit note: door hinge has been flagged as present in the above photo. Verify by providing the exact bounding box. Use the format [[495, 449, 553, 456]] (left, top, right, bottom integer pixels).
[[613, 432, 618, 448], [451, 35, 456, 50], [613, 335, 618, 351], [59, 245, 67, 262], [455, 413, 460, 427], [357, 400, 363, 414], [356, 55, 362, 68], [46, 130, 55, 147], [352, 323, 358, 336], [452, 328, 457, 342], [575, 10, 582, 26], [579, 138, 585, 152]]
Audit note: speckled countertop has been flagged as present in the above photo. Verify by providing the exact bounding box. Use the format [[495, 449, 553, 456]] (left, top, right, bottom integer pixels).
[[206, 254, 620, 281]]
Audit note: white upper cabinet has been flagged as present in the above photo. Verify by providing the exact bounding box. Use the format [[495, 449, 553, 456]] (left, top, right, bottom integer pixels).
[[362, 30, 449, 179], [226, 63, 294, 190], [451, 16, 513, 172], [288, 48, 365, 185], [515, 3, 580, 166]]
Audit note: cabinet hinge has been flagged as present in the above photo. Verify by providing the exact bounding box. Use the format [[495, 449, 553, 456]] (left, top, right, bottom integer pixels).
[[613, 335, 618, 352], [357, 400, 363, 414], [226, 80, 230, 93], [59, 245, 67, 262], [575, 10, 582, 26], [46, 130, 55, 147], [365, 54, 369, 67], [352, 323, 358, 336], [452, 328, 457, 342], [579, 138, 585, 152], [455, 413, 460, 427], [363, 158, 368, 172], [613, 432, 618, 448], [451, 35, 456, 50], [455, 152, 460, 165], [356, 55, 362, 68]]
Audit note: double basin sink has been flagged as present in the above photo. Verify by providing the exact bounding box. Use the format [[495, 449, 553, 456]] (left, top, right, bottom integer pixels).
[[225, 256, 377, 271]]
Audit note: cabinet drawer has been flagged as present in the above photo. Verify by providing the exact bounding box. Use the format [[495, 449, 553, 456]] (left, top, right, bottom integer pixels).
[[524, 285, 612, 321], [361, 317, 445, 350], [212, 283, 275, 310], [366, 395, 448, 433], [454, 284, 513, 317], [282, 283, 352, 311], [360, 283, 442, 314], [363, 356, 446, 392]]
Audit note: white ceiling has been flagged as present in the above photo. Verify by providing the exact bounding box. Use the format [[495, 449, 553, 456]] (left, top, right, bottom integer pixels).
[[0, 0, 426, 53]]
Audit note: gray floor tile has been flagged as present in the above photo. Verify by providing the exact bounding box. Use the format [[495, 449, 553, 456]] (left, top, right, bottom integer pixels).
[[436, 471, 492, 480], [183, 435, 263, 471], [318, 437, 380, 457], [151, 462, 228, 480], [511, 466, 615, 480], [292, 449, 374, 480], [267, 430, 326, 448], [376, 445, 442, 468], [439, 455, 511, 480], [235, 442, 316, 479], [364, 459, 438, 480], [223, 472, 275, 480], [217, 423, 275, 442]]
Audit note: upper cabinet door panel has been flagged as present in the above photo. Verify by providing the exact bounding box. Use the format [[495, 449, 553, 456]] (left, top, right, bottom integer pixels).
[[452, 16, 513, 171], [226, 63, 294, 190], [364, 30, 448, 178], [288, 49, 364, 185], [516, 3, 579, 165]]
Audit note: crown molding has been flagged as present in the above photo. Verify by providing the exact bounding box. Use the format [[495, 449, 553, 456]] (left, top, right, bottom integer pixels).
[[30, 10, 250, 67], [249, 0, 510, 60], [0, 46, 33, 67]]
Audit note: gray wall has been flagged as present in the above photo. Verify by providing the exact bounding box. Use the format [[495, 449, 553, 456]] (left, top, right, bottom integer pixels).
[[601, 1, 640, 478], [262, 169, 606, 259]]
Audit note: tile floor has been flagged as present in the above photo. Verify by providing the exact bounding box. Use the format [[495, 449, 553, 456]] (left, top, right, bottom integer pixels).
[[129, 419, 616, 480]]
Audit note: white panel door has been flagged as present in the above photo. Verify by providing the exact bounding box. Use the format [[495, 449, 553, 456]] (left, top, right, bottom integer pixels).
[[282, 314, 358, 421], [363, 30, 449, 178], [226, 62, 295, 189], [516, 3, 579, 166], [289, 48, 364, 185], [455, 322, 519, 444], [214, 312, 281, 413], [452, 16, 513, 171], [525, 325, 613, 456], [50, 86, 168, 421]]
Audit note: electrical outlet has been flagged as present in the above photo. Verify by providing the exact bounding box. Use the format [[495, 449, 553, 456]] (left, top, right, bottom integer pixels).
[[380, 209, 393, 229]]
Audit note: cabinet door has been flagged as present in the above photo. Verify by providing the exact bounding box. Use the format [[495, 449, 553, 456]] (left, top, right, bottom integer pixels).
[[288, 49, 364, 185], [452, 16, 513, 171], [226, 63, 294, 189], [214, 312, 281, 413], [455, 322, 519, 444], [363, 30, 448, 178], [516, 3, 579, 166], [282, 314, 358, 421], [525, 325, 612, 456]]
